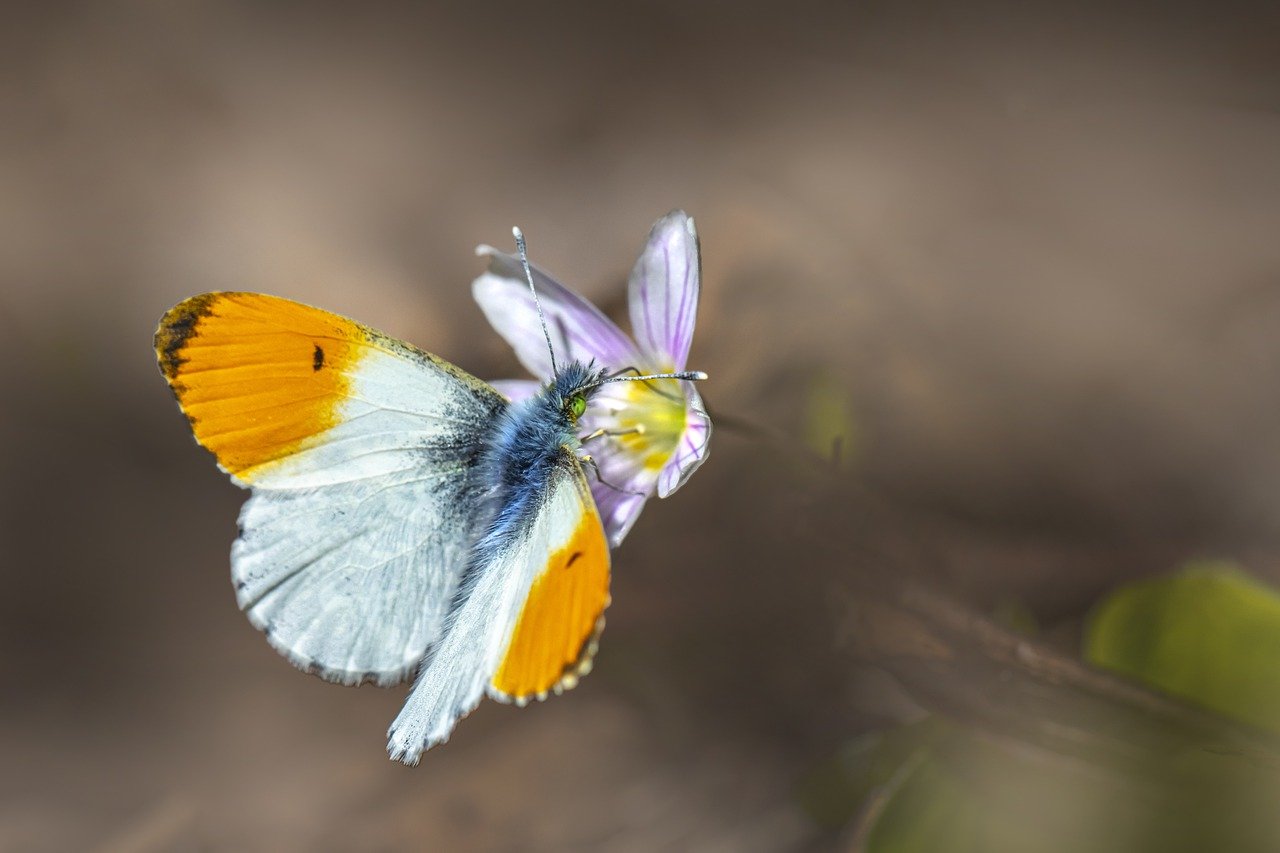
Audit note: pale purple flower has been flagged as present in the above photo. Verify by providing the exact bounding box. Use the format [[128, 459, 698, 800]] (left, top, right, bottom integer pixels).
[[472, 211, 712, 546]]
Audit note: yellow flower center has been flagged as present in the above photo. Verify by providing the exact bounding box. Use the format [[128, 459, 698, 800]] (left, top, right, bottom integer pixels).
[[610, 375, 687, 474]]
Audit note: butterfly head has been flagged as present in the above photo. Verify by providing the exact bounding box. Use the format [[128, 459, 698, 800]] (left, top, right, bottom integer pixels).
[[550, 360, 607, 426]]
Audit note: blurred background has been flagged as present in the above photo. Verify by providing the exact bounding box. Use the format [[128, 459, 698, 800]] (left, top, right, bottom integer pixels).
[[4, 0, 1280, 849]]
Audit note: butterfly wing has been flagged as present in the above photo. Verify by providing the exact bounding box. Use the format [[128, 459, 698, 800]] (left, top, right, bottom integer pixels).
[[386, 456, 611, 764], [156, 292, 505, 685]]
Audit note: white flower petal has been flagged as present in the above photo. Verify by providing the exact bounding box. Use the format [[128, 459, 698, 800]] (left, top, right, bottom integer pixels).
[[657, 384, 712, 498], [489, 379, 540, 403], [589, 484, 648, 547], [628, 211, 700, 369], [473, 246, 640, 379]]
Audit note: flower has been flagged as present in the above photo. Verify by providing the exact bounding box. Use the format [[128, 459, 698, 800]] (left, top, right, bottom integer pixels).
[[472, 211, 712, 546]]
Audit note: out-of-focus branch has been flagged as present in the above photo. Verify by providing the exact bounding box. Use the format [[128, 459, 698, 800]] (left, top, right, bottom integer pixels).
[[842, 567, 1280, 774]]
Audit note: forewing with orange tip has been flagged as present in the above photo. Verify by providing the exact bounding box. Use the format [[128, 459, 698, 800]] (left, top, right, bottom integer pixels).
[[155, 292, 506, 686], [156, 292, 502, 487]]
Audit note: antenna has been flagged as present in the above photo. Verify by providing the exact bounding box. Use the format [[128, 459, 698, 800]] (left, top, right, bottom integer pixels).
[[581, 369, 709, 395], [608, 370, 708, 384], [512, 226, 558, 377]]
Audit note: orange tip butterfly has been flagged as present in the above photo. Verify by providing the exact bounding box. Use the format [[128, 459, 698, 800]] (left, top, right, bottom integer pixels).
[[155, 226, 707, 764]]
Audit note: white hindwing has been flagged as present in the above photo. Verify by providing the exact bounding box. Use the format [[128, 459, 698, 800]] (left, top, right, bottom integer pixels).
[[232, 344, 505, 686]]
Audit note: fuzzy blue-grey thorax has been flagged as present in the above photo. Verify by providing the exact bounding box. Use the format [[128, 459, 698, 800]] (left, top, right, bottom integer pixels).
[[452, 360, 606, 606], [483, 359, 606, 496]]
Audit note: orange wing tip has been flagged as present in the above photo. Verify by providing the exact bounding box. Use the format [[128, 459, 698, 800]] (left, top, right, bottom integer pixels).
[[155, 293, 221, 382], [154, 292, 370, 480]]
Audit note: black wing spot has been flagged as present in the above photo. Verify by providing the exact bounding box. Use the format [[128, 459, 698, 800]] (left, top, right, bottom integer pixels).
[[565, 551, 583, 569], [313, 343, 325, 371]]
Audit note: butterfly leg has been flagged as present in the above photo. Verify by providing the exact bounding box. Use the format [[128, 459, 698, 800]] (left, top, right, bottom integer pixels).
[[580, 425, 644, 444], [578, 454, 644, 496]]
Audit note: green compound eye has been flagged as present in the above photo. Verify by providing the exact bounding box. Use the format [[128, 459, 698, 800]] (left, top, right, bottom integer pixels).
[[569, 395, 587, 419]]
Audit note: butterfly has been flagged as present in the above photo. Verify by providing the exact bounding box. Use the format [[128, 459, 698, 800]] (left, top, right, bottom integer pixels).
[[154, 227, 707, 764]]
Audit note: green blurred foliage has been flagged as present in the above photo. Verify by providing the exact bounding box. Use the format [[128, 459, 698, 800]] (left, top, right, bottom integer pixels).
[[802, 371, 856, 469], [803, 716, 1143, 851], [1084, 561, 1280, 733], [865, 755, 981, 853]]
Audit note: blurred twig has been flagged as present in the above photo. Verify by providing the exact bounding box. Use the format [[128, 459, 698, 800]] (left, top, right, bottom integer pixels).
[[841, 566, 1280, 776]]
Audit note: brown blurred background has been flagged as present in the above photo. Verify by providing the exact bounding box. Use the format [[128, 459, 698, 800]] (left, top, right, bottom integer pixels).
[[3, 1, 1280, 850]]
